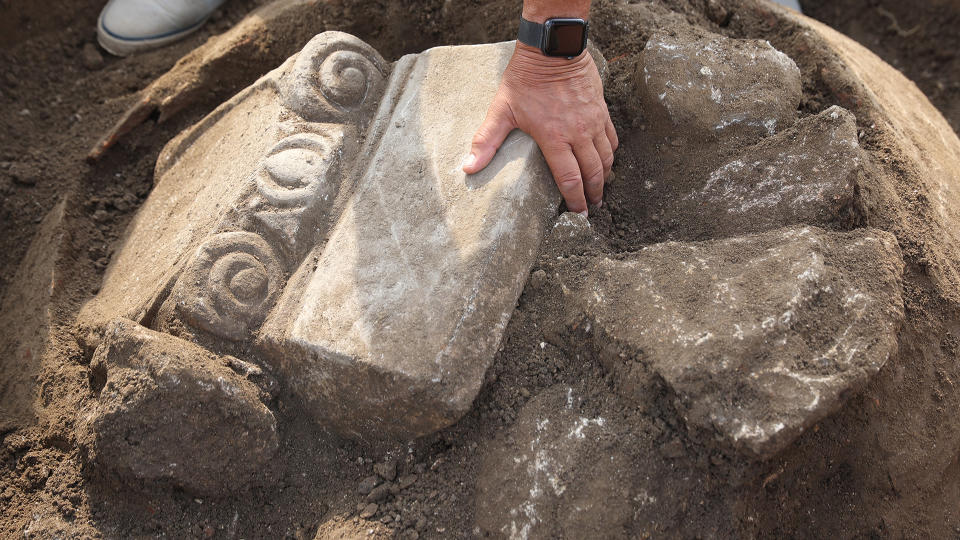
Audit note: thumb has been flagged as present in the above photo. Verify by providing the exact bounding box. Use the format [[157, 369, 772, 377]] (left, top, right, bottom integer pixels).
[[463, 98, 515, 174]]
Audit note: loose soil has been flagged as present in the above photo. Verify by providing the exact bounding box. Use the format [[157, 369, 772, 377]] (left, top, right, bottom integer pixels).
[[801, 0, 960, 135], [2, 0, 960, 538]]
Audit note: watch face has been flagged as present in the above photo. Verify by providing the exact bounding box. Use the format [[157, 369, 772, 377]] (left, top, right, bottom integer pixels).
[[544, 19, 587, 57]]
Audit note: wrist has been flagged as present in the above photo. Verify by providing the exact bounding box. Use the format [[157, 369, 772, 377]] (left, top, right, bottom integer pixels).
[[522, 3, 590, 23], [514, 41, 587, 65]]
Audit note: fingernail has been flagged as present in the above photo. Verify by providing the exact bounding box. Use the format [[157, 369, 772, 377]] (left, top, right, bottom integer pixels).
[[462, 153, 477, 170], [579, 210, 589, 218]]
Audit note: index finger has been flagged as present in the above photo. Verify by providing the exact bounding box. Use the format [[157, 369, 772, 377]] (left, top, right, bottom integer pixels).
[[542, 144, 588, 215]]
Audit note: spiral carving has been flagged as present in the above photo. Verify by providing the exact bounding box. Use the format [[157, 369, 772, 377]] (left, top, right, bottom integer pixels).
[[318, 50, 375, 109], [256, 131, 343, 209], [281, 32, 389, 124], [176, 232, 282, 341]]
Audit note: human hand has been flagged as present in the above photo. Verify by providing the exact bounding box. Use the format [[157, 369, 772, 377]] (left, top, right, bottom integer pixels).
[[463, 42, 618, 215]]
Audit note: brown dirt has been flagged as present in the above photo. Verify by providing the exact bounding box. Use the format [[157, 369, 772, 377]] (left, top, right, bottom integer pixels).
[[2, 0, 960, 538], [801, 0, 960, 135]]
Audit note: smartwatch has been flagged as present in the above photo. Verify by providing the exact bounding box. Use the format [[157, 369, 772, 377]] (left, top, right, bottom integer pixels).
[[517, 17, 589, 59]]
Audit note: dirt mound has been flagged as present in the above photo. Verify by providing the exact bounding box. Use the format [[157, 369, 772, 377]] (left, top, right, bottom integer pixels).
[[3, 0, 960, 538]]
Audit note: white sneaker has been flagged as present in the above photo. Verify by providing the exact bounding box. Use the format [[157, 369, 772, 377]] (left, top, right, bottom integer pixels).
[[97, 0, 227, 56]]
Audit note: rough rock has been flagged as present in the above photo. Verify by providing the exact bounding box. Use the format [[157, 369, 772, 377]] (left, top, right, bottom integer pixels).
[[76, 318, 278, 495], [81, 43, 104, 71], [671, 106, 863, 238], [357, 475, 380, 495], [359, 503, 378, 519], [476, 386, 634, 539], [558, 226, 904, 458], [541, 211, 601, 257], [638, 30, 802, 146], [374, 460, 397, 482], [257, 40, 558, 439], [0, 200, 68, 430], [77, 33, 558, 441]]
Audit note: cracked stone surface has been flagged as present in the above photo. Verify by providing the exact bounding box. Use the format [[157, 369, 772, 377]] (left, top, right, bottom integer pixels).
[[76, 318, 278, 495], [638, 30, 802, 146], [557, 226, 905, 458], [76, 33, 558, 441]]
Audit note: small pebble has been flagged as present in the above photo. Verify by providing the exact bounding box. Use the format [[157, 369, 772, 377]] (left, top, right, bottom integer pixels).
[[9, 163, 36, 186], [661, 438, 686, 459], [359, 503, 378, 519], [374, 460, 397, 482], [81, 43, 105, 71], [358, 475, 380, 495], [398, 474, 418, 490], [366, 483, 391, 503], [529, 269, 547, 289]]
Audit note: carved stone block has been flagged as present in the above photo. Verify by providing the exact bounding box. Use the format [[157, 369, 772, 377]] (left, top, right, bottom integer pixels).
[[257, 42, 559, 439], [78, 33, 559, 440], [78, 32, 387, 344]]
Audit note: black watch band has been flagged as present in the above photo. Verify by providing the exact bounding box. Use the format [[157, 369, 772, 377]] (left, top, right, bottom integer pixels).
[[517, 16, 589, 59], [517, 18, 545, 50]]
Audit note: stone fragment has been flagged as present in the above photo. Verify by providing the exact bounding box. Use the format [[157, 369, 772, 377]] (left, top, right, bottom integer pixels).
[[671, 106, 863, 238], [638, 30, 801, 146], [557, 226, 904, 458], [374, 460, 397, 482], [81, 43, 104, 71], [366, 483, 391, 503], [258, 41, 559, 439], [398, 474, 417, 489], [76, 318, 278, 495], [76, 33, 557, 443], [357, 475, 380, 495], [0, 200, 67, 430], [360, 503, 379, 519], [9, 161, 37, 186], [541, 211, 601, 257]]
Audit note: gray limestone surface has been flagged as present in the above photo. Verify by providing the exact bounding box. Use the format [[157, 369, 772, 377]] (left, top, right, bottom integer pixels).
[[638, 30, 802, 146], [557, 226, 904, 458], [258, 41, 559, 439], [76, 318, 278, 495]]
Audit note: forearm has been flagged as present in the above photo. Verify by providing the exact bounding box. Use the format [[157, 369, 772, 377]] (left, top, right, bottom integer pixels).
[[522, 0, 591, 23]]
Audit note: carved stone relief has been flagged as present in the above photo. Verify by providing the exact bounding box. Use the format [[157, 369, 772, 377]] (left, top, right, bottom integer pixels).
[[77, 32, 560, 440]]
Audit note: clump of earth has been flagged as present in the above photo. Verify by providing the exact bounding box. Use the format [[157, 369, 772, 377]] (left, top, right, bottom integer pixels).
[[2, 0, 960, 539]]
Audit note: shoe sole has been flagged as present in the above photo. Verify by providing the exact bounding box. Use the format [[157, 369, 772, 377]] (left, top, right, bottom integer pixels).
[[97, 12, 210, 57]]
